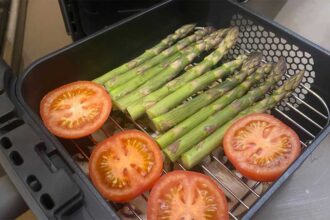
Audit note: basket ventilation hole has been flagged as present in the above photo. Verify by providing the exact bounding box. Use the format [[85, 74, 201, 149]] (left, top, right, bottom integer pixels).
[[1, 137, 12, 149], [26, 175, 42, 192], [40, 194, 55, 210], [10, 151, 23, 165]]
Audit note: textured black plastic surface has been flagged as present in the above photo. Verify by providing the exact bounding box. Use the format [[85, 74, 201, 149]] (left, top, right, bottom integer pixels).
[[1, 0, 329, 219], [0, 125, 82, 216], [59, 0, 163, 40], [0, 62, 118, 218]]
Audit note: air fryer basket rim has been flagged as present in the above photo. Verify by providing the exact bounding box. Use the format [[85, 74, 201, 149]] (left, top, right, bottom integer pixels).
[[18, 0, 174, 83], [17, 0, 330, 88], [6, 0, 330, 219]]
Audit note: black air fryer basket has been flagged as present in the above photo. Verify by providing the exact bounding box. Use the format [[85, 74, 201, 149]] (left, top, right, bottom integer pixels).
[[0, 0, 329, 219]]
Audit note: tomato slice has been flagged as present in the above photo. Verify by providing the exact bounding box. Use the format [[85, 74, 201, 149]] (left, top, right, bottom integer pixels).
[[89, 130, 163, 202], [223, 113, 301, 182], [147, 170, 228, 220], [40, 81, 111, 139]]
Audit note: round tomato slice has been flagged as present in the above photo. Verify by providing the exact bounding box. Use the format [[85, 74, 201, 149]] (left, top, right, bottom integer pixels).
[[147, 170, 228, 220], [223, 113, 301, 182], [89, 130, 163, 202], [40, 81, 111, 139]]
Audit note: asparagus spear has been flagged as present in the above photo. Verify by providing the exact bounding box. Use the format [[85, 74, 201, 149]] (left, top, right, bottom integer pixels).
[[113, 30, 226, 111], [155, 61, 273, 148], [108, 29, 224, 101], [106, 27, 215, 89], [126, 27, 241, 120], [163, 58, 286, 161], [181, 70, 304, 169], [151, 53, 264, 131], [93, 24, 196, 84]]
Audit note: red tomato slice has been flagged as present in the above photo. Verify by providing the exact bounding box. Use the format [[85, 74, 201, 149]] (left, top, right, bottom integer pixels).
[[89, 130, 163, 202], [223, 113, 301, 182], [40, 81, 111, 139], [147, 170, 228, 220]]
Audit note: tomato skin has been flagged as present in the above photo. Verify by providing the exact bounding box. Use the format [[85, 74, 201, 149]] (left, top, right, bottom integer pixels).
[[223, 113, 301, 182], [147, 170, 229, 220], [89, 130, 163, 202], [40, 81, 111, 139]]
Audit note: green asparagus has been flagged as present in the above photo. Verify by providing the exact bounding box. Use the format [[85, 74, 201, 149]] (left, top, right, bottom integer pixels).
[[146, 49, 260, 119], [126, 27, 240, 119], [181, 70, 304, 169], [105, 27, 215, 89], [93, 24, 196, 84], [108, 29, 224, 101], [156, 59, 273, 148], [151, 53, 264, 131], [113, 30, 226, 111], [163, 58, 286, 161]]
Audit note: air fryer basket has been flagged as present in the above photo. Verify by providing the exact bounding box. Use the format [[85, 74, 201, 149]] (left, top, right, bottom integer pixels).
[[0, 0, 329, 219]]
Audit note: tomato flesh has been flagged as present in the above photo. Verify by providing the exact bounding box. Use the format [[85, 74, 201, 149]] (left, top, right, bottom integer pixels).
[[89, 130, 163, 202], [224, 113, 301, 182], [40, 81, 111, 139], [147, 170, 228, 220]]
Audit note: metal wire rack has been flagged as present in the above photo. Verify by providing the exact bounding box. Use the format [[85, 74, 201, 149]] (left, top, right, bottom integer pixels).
[[69, 81, 329, 219], [67, 26, 330, 219]]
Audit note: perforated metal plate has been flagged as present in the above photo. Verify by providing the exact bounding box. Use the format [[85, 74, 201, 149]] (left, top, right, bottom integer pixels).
[[229, 14, 315, 111]]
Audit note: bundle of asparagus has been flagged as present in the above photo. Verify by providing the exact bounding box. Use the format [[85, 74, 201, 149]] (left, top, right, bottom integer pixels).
[[105, 27, 216, 89], [163, 58, 287, 161], [93, 24, 196, 84], [146, 32, 254, 119], [112, 29, 228, 111], [107, 28, 222, 100], [126, 27, 240, 119], [151, 52, 264, 131], [156, 57, 274, 148], [181, 71, 304, 169]]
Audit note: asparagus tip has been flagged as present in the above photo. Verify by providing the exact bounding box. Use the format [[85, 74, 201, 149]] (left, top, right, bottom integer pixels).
[[180, 23, 196, 31], [230, 26, 240, 34], [224, 27, 240, 47], [228, 27, 239, 37], [210, 28, 228, 39], [274, 57, 287, 75], [204, 26, 216, 33], [287, 70, 304, 89], [240, 52, 263, 72]]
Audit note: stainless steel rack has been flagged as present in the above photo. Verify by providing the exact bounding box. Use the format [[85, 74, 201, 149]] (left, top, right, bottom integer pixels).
[[69, 81, 329, 219]]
